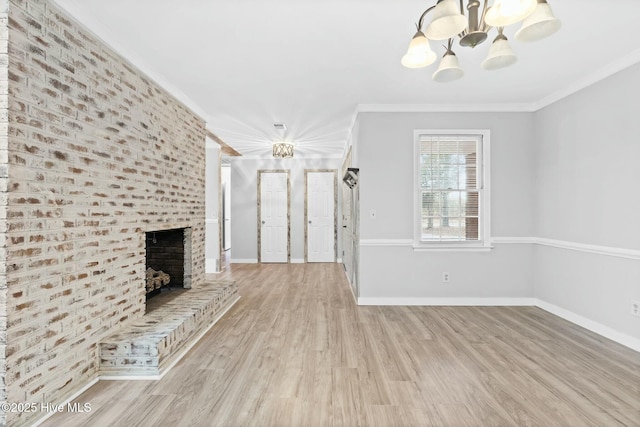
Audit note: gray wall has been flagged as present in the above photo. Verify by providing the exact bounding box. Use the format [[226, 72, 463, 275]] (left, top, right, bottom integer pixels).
[[230, 157, 342, 262], [533, 63, 640, 339], [355, 112, 536, 300], [351, 65, 640, 343]]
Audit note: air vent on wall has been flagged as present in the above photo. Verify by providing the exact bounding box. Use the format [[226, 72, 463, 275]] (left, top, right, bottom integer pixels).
[[273, 123, 287, 131]]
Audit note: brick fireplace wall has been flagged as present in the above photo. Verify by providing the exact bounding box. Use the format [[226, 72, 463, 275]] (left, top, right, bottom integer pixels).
[[0, 0, 207, 425]]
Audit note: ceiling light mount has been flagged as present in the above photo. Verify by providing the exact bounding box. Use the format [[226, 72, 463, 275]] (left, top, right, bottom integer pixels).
[[402, 0, 560, 81]]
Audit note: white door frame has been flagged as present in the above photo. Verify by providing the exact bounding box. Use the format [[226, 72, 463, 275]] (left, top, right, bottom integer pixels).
[[304, 169, 337, 263], [257, 170, 291, 263]]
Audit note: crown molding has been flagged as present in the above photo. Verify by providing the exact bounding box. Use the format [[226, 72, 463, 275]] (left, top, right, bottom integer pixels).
[[228, 154, 344, 161], [532, 48, 640, 111], [355, 48, 640, 118], [356, 103, 536, 113]]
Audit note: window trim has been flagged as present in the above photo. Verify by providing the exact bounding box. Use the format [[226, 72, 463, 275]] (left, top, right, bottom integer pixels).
[[413, 129, 492, 251]]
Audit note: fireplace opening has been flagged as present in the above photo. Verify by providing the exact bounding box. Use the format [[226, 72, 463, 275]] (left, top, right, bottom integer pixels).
[[145, 227, 192, 300]]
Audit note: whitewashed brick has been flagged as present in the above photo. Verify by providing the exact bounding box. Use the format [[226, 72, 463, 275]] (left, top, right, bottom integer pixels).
[[0, 0, 207, 425]]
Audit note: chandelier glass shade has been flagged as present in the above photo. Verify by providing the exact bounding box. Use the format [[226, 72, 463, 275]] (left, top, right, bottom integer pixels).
[[402, 0, 560, 82], [272, 142, 294, 158]]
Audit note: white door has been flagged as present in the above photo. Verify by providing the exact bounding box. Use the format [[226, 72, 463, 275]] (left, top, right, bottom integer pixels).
[[260, 172, 288, 263], [307, 171, 335, 262]]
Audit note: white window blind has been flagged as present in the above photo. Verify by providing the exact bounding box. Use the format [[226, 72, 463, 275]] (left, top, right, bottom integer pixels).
[[417, 134, 484, 244]]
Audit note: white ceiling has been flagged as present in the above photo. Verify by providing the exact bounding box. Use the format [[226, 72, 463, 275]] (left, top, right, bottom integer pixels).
[[52, 0, 640, 158]]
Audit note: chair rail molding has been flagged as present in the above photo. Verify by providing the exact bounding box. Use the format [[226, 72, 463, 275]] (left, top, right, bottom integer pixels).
[[492, 237, 640, 260]]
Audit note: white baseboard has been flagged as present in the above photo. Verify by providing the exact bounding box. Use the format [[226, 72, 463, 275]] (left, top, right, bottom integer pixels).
[[357, 297, 536, 306], [291, 258, 304, 264], [535, 299, 640, 353], [356, 296, 639, 353], [31, 378, 100, 426], [230, 258, 258, 264]]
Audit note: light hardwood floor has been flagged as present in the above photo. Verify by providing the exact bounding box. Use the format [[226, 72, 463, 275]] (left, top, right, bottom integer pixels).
[[42, 263, 640, 427]]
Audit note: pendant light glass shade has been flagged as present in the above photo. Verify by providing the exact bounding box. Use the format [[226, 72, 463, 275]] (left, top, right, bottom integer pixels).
[[515, 0, 561, 42], [401, 30, 437, 68], [482, 33, 517, 70], [424, 0, 467, 40], [432, 51, 464, 83], [485, 0, 536, 27]]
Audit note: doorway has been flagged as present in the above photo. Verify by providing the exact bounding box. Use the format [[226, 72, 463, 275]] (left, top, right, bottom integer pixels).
[[305, 170, 337, 263], [258, 170, 290, 263]]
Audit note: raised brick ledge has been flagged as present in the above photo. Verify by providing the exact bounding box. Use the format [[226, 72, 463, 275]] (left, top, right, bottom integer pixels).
[[99, 280, 239, 377]]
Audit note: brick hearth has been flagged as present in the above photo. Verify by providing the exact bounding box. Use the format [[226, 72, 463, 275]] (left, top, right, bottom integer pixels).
[[99, 280, 239, 377]]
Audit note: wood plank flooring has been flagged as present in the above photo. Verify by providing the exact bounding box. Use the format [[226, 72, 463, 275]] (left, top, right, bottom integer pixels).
[[41, 263, 640, 427]]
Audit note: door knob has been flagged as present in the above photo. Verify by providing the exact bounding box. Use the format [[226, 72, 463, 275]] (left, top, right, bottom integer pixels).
[[308, 220, 312, 224], [261, 220, 265, 224]]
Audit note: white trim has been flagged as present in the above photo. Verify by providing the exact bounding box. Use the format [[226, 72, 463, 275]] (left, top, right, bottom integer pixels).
[[357, 103, 535, 113], [205, 218, 219, 224], [361, 237, 640, 260], [491, 236, 537, 244], [205, 258, 219, 273], [355, 50, 640, 115], [353, 50, 640, 119], [535, 237, 640, 260], [336, 258, 343, 263], [230, 258, 258, 264], [98, 373, 161, 381], [412, 245, 493, 252], [343, 266, 359, 305], [493, 236, 640, 260], [535, 299, 640, 353], [100, 295, 241, 381], [360, 239, 412, 247], [291, 258, 305, 264], [31, 378, 100, 427], [355, 296, 640, 352], [358, 297, 536, 306], [231, 154, 344, 160], [532, 48, 640, 111]]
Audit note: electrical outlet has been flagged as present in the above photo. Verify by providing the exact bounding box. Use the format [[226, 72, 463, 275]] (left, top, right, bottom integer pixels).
[[631, 300, 640, 317], [442, 272, 450, 283]]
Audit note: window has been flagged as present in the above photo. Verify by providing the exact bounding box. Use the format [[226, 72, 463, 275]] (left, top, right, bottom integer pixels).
[[414, 130, 490, 249]]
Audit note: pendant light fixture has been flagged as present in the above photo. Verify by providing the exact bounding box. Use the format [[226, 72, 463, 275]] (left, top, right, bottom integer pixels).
[[401, 0, 560, 81], [272, 142, 294, 158], [271, 122, 294, 158]]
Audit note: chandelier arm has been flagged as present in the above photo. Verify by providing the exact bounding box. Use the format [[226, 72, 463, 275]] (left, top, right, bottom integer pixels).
[[479, 0, 490, 32], [417, 5, 437, 30]]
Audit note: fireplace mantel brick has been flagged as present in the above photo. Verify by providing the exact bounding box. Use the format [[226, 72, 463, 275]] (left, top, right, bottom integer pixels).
[[0, 1, 208, 425]]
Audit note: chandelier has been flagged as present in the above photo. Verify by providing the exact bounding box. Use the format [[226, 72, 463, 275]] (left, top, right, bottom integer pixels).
[[402, 0, 560, 82], [272, 142, 294, 158]]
